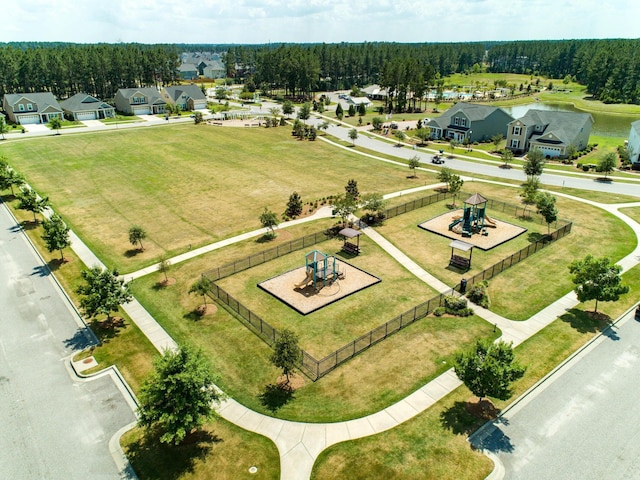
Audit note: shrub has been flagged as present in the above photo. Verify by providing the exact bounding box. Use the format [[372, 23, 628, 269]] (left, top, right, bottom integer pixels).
[[434, 307, 446, 317], [443, 295, 473, 316], [466, 282, 490, 308]]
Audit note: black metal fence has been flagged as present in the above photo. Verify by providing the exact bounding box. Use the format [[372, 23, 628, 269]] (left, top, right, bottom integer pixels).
[[203, 190, 573, 380]]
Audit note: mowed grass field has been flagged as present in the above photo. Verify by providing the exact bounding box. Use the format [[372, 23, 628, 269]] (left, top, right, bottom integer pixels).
[[0, 124, 437, 273]]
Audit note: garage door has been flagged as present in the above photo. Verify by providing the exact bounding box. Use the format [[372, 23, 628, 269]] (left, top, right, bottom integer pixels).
[[18, 114, 41, 125], [133, 106, 150, 115], [77, 111, 96, 121]]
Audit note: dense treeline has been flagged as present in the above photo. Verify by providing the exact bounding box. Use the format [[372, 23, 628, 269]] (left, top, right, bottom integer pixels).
[[488, 39, 640, 104], [0, 43, 180, 100]]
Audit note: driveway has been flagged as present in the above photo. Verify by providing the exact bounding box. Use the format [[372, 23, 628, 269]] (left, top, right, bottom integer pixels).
[[0, 201, 137, 479], [471, 307, 640, 480]]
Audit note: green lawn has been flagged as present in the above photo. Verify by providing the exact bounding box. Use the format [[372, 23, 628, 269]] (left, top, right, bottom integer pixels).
[[0, 124, 437, 274]]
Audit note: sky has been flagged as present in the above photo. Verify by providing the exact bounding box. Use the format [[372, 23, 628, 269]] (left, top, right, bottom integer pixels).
[[2, 0, 637, 45]]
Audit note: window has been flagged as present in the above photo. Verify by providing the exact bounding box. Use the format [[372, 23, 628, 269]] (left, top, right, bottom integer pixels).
[[453, 116, 468, 127], [512, 126, 521, 135], [18, 104, 25, 111], [27, 103, 33, 111], [510, 139, 520, 149]]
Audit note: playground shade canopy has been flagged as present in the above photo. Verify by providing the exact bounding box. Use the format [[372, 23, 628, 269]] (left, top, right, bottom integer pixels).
[[464, 192, 488, 205], [339, 228, 361, 238], [449, 239, 474, 251]]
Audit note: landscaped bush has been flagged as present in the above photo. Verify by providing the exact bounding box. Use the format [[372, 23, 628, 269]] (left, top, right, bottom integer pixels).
[[443, 295, 474, 316], [466, 281, 490, 308], [433, 307, 446, 317]]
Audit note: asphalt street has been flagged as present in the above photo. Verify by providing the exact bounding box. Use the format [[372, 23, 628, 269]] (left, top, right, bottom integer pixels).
[[471, 307, 640, 480], [312, 120, 640, 199], [0, 200, 137, 479]]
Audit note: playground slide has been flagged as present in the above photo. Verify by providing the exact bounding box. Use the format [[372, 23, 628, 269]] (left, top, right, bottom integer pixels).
[[484, 216, 497, 227], [448, 217, 464, 230], [295, 271, 314, 288]]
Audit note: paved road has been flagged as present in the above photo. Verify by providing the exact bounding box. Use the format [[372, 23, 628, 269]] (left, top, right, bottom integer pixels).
[[312, 120, 640, 198], [0, 201, 137, 479], [471, 307, 640, 480]]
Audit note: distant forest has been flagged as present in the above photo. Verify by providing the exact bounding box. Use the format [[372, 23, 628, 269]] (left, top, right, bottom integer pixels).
[[1, 38, 639, 106]]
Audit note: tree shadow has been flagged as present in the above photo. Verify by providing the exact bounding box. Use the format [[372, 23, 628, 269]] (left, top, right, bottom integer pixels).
[[527, 232, 545, 243], [20, 220, 39, 230], [90, 316, 126, 343], [440, 400, 500, 436], [125, 429, 221, 480], [256, 233, 277, 243], [470, 422, 515, 454], [560, 308, 611, 334], [124, 248, 142, 258], [258, 383, 295, 413], [63, 327, 97, 351], [183, 309, 206, 322], [31, 264, 51, 277]]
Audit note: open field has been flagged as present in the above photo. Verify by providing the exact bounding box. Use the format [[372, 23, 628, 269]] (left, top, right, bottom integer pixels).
[[0, 124, 438, 273]]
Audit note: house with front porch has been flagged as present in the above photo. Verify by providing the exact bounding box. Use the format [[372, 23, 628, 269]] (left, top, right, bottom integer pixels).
[[2, 92, 63, 125], [163, 85, 207, 111], [59, 93, 115, 121], [505, 109, 593, 158], [114, 88, 167, 115], [426, 102, 513, 143], [178, 63, 199, 81], [627, 120, 640, 167]]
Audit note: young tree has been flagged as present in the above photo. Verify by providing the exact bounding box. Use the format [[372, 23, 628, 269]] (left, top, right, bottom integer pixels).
[[408, 155, 421, 178], [524, 148, 545, 180], [597, 152, 617, 179], [520, 177, 540, 217], [437, 167, 453, 187], [318, 120, 330, 134], [348, 104, 356, 117], [332, 194, 357, 227], [193, 111, 203, 124], [372, 117, 383, 130], [449, 139, 459, 154], [414, 127, 430, 146], [16, 188, 50, 223], [348, 128, 358, 146], [345, 179, 359, 202], [282, 100, 294, 118], [358, 102, 366, 117], [285, 191, 303, 218], [215, 86, 227, 100], [259, 207, 279, 238], [491, 133, 504, 150], [335, 103, 344, 120], [292, 119, 304, 138], [393, 130, 406, 144], [41, 213, 71, 261], [138, 344, 223, 445], [128, 225, 147, 251], [297, 102, 311, 124], [0, 116, 8, 140], [188, 276, 212, 307], [157, 255, 171, 283], [500, 149, 514, 168], [360, 192, 386, 219], [76, 266, 132, 322], [270, 329, 301, 385], [49, 117, 62, 134], [569, 255, 629, 313], [535, 192, 558, 235], [448, 174, 464, 207], [454, 339, 526, 402]]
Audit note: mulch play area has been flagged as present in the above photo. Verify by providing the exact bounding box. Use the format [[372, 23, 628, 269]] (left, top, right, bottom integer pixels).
[[418, 209, 527, 251], [258, 260, 380, 315]]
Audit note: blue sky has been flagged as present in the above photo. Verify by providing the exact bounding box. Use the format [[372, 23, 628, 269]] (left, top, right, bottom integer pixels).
[[2, 0, 637, 44]]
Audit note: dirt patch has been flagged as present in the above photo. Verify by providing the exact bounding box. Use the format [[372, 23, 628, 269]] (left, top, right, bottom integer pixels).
[[276, 373, 305, 391], [98, 316, 125, 329], [196, 304, 218, 316], [465, 397, 500, 420], [157, 277, 177, 287]]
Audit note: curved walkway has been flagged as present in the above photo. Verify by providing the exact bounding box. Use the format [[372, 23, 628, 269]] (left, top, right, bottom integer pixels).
[[64, 181, 640, 479]]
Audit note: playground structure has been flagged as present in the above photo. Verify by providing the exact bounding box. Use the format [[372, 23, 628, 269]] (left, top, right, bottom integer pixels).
[[295, 250, 342, 291], [448, 193, 497, 238]]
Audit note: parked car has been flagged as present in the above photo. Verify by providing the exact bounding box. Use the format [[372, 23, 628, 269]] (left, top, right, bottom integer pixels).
[[390, 122, 398, 130]]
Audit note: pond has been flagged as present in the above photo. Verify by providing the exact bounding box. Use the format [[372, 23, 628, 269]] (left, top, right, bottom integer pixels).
[[500, 102, 640, 139]]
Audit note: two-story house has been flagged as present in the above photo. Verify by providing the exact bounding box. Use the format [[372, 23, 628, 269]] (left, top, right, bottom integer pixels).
[[425, 103, 514, 143], [163, 85, 207, 111], [2, 92, 63, 125], [202, 60, 226, 79], [59, 93, 115, 121], [506, 109, 593, 158], [114, 88, 167, 115], [178, 63, 199, 81]]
